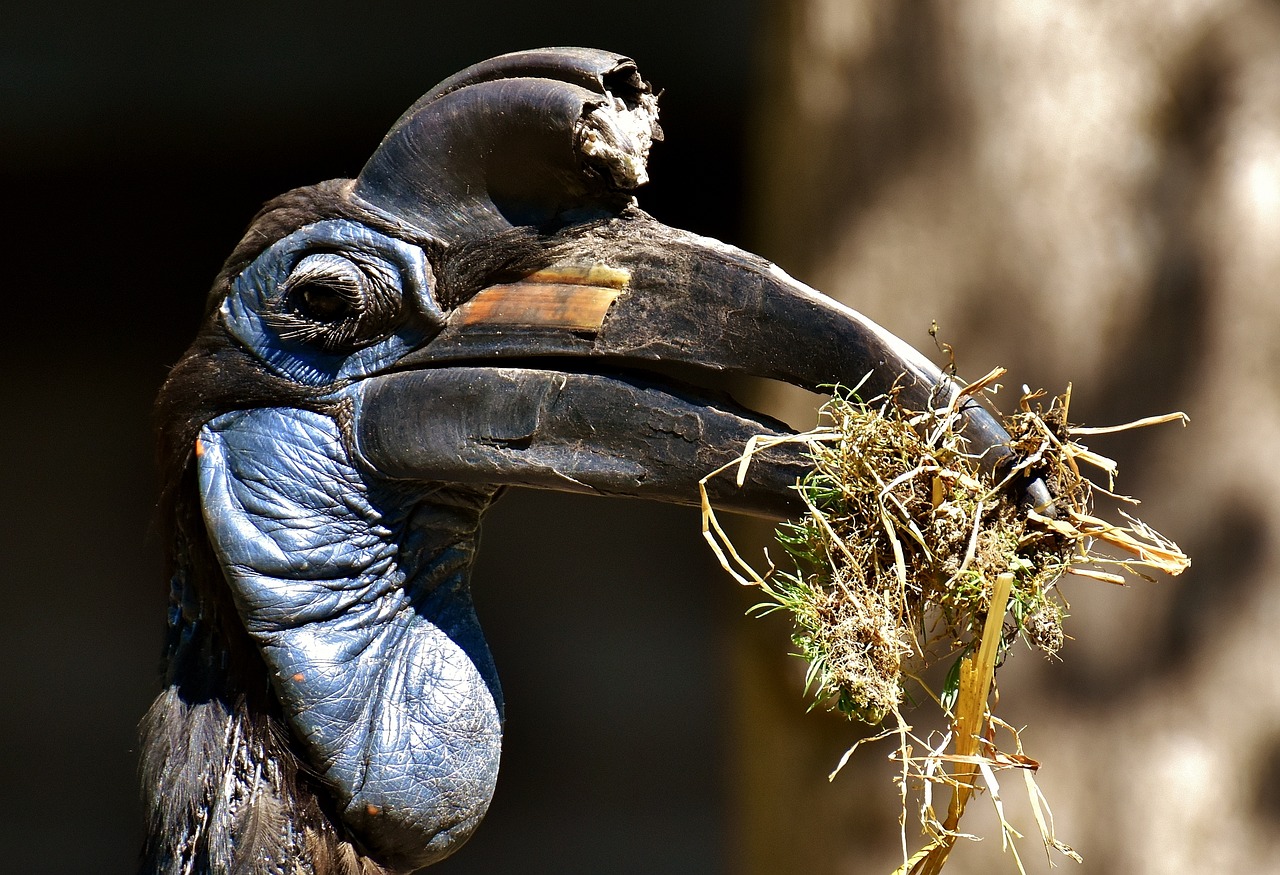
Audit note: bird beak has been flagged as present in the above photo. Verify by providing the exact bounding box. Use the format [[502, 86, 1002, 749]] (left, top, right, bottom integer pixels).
[[352, 212, 1045, 518], [343, 47, 1047, 517]]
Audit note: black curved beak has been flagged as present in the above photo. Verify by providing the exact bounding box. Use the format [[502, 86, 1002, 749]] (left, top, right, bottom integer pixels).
[[343, 47, 1047, 519], [352, 212, 1047, 519]]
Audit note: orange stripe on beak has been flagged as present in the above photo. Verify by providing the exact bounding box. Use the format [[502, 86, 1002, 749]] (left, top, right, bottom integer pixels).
[[451, 265, 628, 333]]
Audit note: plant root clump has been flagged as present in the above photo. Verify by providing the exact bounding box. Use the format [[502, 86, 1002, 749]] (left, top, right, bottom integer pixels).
[[702, 376, 1189, 722], [700, 371, 1189, 873], [751, 386, 1065, 720], [785, 568, 910, 725]]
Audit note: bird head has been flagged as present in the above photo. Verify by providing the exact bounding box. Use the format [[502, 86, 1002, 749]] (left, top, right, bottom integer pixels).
[[144, 48, 1042, 874]]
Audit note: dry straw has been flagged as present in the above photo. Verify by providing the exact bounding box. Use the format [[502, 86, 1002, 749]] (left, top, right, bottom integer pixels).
[[699, 370, 1188, 873]]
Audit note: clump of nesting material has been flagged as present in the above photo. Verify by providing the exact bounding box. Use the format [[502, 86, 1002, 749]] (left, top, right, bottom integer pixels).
[[700, 371, 1188, 873], [702, 371, 1188, 723]]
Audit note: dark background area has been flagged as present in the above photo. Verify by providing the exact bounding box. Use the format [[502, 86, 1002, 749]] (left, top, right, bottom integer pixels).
[[2, 4, 766, 873]]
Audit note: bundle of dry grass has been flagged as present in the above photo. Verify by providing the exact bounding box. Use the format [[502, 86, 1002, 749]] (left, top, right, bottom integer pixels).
[[700, 370, 1188, 873]]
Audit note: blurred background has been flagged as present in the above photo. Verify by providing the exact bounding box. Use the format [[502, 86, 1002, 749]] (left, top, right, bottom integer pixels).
[[4, 1, 1277, 873]]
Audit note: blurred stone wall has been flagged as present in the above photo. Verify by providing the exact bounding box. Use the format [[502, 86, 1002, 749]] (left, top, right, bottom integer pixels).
[[738, 1, 1280, 872]]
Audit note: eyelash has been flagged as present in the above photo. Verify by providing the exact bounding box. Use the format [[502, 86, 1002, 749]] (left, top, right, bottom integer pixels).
[[263, 254, 402, 353]]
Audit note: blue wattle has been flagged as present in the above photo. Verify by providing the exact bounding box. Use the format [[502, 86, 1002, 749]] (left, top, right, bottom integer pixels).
[[197, 405, 502, 870]]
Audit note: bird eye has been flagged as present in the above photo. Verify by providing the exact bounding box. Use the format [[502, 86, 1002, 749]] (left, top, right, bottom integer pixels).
[[284, 255, 366, 322], [295, 281, 356, 321], [264, 252, 403, 353]]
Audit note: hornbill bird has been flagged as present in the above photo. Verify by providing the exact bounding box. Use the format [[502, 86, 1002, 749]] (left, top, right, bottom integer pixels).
[[144, 48, 1047, 874]]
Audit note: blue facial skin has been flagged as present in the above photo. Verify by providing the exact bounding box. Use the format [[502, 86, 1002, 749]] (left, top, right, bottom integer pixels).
[[201, 220, 504, 869], [221, 219, 443, 386]]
